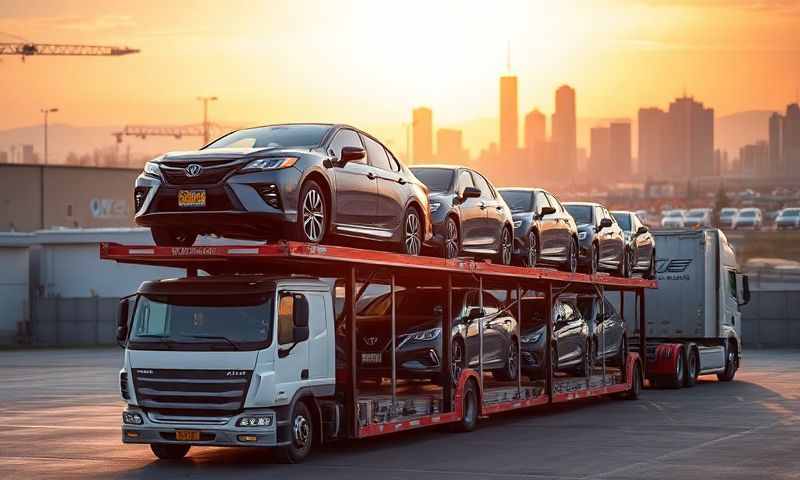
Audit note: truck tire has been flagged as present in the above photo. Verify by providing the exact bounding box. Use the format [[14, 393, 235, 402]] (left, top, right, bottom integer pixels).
[[274, 401, 314, 464], [717, 342, 737, 382], [684, 347, 698, 388], [623, 361, 642, 400], [150, 443, 190, 460], [662, 347, 685, 389], [452, 379, 479, 433]]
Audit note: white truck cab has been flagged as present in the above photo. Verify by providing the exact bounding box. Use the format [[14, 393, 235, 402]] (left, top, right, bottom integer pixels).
[[118, 275, 336, 462]]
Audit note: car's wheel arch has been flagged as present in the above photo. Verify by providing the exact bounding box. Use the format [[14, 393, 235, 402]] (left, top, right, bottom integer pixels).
[[299, 169, 334, 222], [403, 199, 426, 237]]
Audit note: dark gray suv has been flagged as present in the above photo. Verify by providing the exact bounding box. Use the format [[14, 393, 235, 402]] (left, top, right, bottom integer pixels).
[[134, 124, 432, 253]]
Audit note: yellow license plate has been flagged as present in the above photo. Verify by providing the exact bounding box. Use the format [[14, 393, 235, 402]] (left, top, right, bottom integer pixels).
[[175, 430, 200, 441], [178, 190, 206, 207]]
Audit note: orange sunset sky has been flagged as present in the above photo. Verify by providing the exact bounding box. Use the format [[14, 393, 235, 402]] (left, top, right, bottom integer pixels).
[[2, 0, 800, 154]]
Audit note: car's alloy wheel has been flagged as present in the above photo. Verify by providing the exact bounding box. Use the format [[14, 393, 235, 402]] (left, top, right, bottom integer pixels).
[[568, 238, 578, 273], [444, 217, 460, 259], [300, 182, 326, 243], [403, 208, 422, 256], [451, 339, 465, 385], [498, 228, 512, 265], [525, 231, 538, 268], [625, 250, 634, 278], [590, 244, 599, 274], [506, 342, 518, 380]]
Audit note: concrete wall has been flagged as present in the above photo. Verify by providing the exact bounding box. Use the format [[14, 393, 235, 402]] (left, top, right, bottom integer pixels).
[[0, 164, 139, 232], [741, 290, 800, 348]]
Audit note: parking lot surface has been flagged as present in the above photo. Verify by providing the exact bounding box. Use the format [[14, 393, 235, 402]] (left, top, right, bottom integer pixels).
[[1, 348, 799, 479]]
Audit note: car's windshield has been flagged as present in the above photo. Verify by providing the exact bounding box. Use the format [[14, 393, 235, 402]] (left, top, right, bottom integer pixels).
[[721, 209, 737, 217], [611, 212, 631, 230], [410, 168, 455, 193], [565, 205, 593, 225], [665, 211, 683, 218], [129, 293, 274, 350], [687, 210, 707, 218], [359, 289, 466, 318], [206, 124, 330, 149], [780, 209, 800, 218], [499, 191, 534, 213], [740, 210, 756, 217]]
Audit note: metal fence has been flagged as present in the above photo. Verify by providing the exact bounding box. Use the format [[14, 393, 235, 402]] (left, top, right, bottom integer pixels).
[[32, 297, 119, 346]]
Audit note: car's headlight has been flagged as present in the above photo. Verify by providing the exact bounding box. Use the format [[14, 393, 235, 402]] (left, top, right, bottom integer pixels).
[[513, 220, 522, 229], [243, 157, 298, 171], [430, 202, 441, 213], [521, 332, 543, 344], [237, 415, 274, 427], [578, 231, 587, 240], [409, 327, 441, 342], [143, 161, 161, 178]]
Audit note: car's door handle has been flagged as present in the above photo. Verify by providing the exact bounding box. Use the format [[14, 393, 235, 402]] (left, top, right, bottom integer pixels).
[[479, 202, 488, 210], [366, 172, 376, 180], [495, 206, 503, 212], [397, 177, 406, 185]]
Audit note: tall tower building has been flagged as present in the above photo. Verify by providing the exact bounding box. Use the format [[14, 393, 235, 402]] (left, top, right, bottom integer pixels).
[[609, 122, 632, 181], [436, 128, 467, 165], [552, 85, 576, 176], [769, 112, 783, 176], [412, 107, 433, 164], [664, 96, 714, 179], [499, 76, 518, 156], [590, 127, 610, 178], [638, 107, 666, 179], [783, 103, 800, 178], [524, 109, 546, 150]]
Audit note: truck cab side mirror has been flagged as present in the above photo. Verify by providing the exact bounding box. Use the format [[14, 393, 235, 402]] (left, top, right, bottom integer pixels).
[[739, 275, 751, 306], [116, 298, 131, 347], [292, 294, 310, 343]]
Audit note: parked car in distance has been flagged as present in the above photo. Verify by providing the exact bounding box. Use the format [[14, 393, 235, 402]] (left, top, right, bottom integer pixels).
[[718, 208, 738, 229], [520, 295, 589, 378], [563, 202, 626, 276], [610, 210, 656, 278], [409, 165, 514, 265], [577, 295, 626, 366], [355, 287, 519, 383], [732, 207, 763, 230], [775, 208, 800, 230], [685, 208, 713, 228], [660, 209, 687, 229], [497, 188, 578, 271], [134, 123, 432, 253]]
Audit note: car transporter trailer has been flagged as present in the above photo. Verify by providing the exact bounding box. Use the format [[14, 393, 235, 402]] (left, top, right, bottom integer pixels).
[[103, 241, 656, 459]]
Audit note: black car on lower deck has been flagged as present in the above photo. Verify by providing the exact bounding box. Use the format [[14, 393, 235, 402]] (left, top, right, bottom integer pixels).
[[354, 287, 519, 383], [134, 123, 432, 254], [576, 294, 627, 366], [498, 188, 579, 271], [520, 295, 590, 378], [563, 202, 626, 276], [611, 210, 656, 279], [409, 166, 514, 265]]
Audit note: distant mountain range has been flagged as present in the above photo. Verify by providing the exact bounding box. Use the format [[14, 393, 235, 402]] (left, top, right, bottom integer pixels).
[[0, 111, 779, 166]]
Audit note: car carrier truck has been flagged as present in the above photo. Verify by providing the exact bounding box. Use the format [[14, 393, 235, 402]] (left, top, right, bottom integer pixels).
[[104, 241, 654, 463], [620, 228, 750, 389]]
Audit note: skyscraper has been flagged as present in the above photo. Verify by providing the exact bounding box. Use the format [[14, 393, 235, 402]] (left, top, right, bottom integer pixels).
[[552, 85, 576, 176], [590, 126, 609, 177], [499, 76, 518, 156], [412, 107, 433, 164], [783, 103, 800, 178], [665, 96, 714, 179], [638, 107, 666, 179], [436, 128, 468, 165], [523, 109, 546, 150], [739, 141, 769, 176], [609, 122, 632, 181], [769, 112, 783, 176]]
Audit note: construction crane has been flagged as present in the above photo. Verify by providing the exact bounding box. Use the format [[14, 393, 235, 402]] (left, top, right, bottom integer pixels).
[[113, 125, 209, 143], [0, 42, 139, 59]]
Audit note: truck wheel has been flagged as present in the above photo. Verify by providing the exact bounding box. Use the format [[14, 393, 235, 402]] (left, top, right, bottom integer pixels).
[[150, 443, 190, 460], [684, 347, 698, 387], [452, 379, 479, 432], [151, 227, 197, 247], [623, 361, 642, 400], [663, 348, 685, 389], [274, 402, 314, 464], [717, 343, 737, 382]]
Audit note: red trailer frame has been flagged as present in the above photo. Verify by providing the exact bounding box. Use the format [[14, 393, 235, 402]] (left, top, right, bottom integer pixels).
[[102, 241, 655, 440]]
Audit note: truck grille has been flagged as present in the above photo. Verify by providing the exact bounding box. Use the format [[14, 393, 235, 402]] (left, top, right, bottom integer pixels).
[[132, 369, 252, 416]]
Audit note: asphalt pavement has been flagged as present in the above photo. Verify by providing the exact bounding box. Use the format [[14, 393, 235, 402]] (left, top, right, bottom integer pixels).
[[1, 348, 799, 479]]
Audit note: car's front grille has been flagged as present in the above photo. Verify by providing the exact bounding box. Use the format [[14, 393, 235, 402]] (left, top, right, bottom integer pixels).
[[132, 369, 252, 417], [149, 187, 237, 212], [160, 161, 242, 186]]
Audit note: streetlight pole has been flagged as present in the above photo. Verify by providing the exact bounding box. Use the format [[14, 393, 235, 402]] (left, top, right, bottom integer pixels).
[[196, 96, 217, 145], [40, 107, 58, 165]]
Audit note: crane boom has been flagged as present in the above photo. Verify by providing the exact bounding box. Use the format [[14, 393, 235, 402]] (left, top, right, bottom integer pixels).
[[0, 43, 139, 57], [112, 125, 206, 143]]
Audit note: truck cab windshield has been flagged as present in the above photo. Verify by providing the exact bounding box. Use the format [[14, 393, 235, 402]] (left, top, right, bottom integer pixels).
[[128, 293, 274, 351]]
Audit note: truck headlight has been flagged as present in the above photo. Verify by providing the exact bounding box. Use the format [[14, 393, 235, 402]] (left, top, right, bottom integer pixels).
[[143, 161, 161, 178], [243, 157, 298, 171], [122, 412, 143, 425], [237, 416, 273, 427], [578, 231, 587, 240], [409, 327, 441, 342], [429, 202, 441, 213]]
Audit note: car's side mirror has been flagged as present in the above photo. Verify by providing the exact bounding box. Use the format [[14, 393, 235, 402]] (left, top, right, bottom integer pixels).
[[461, 186, 481, 200], [636, 225, 649, 235], [338, 146, 365, 166], [466, 307, 483, 320], [540, 206, 556, 217], [116, 298, 131, 347], [599, 218, 613, 229]]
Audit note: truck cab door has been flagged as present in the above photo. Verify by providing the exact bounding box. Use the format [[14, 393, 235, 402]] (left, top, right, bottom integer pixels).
[[273, 291, 312, 405]]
